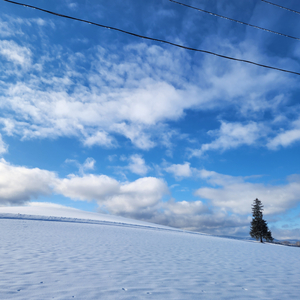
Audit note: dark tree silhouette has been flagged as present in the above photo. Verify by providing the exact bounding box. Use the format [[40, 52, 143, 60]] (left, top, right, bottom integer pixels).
[[250, 198, 273, 243]]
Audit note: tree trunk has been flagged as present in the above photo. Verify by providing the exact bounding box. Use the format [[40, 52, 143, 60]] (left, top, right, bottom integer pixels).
[[260, 236, 263, 243]]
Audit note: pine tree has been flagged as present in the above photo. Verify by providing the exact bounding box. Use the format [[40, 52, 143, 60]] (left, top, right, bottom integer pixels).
[[250, 198, 274, 243]]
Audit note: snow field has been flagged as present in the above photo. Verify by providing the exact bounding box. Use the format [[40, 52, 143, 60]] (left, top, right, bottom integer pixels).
[[0, 215, 299, 299]]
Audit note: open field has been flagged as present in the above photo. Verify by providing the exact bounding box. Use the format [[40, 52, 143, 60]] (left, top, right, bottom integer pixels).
[[0, 207, 299, 299]]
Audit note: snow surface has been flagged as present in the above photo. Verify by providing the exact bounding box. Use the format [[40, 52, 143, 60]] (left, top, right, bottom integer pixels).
[[0, 204, 299, 299]]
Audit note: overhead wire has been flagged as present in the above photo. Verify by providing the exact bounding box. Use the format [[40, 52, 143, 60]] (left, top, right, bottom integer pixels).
[[169, 0, 300, 41], [261, 0, 300, 16], [3, 0, 300, 76]]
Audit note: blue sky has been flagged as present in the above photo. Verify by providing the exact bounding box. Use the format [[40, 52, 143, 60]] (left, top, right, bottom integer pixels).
[[1, 0, 300, 239]]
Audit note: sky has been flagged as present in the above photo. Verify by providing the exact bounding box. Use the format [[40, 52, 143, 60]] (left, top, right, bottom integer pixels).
[[1, 0, 300, 240]]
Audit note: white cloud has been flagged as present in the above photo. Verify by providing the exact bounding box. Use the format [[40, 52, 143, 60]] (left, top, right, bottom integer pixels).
[[65, 157, 96, 175], [0, 158, 167, 218], [127, 154, 150, 176], [83, 131, 116, 148], [0, 159, 56, 206], [55, 174, 169, 215], [0, 16, 32, 37], [195, 170, 300, 215], [165, 162, 192, 179], [191, 121, 266, 157], [0, 134, 8, 155], [267, 119, 300, 150], [268, 129, 300, 149], [103, 177, 169, 214], [82, 157, 96, 171], [65, 1, 78, 10], [0, 18, 15, 37], [111, 123, 156, 150], [165, 200, 206, 215], [54, 174, 120, 202], [0, 40, 32, 67]]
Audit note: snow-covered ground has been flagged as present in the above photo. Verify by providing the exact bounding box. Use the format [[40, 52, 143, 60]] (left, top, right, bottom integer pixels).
[[0, 204, 299, 299]]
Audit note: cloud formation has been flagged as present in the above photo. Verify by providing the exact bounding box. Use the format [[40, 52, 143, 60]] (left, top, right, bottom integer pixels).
[[267, 119, 300, 150], [163, 162, 300, 217], [0, 15, 296, 153], [0, 156, 299, 237], [195, 170, 300, 215], [127, 154, 150, 176], [55, 174, 169, 216], [191, 121, 266, 157], [165, 162, 192, 179], [54, 170, 249, 235], [0, 159, 56, 206], [0, 40, 31, 67]]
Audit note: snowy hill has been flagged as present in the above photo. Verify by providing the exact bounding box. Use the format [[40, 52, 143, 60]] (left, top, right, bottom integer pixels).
[[0, 202, 170, 228], [0, 204, 299, 299]]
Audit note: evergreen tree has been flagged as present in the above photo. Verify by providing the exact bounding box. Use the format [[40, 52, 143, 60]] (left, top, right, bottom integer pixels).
[[250, 198, 274, 243]]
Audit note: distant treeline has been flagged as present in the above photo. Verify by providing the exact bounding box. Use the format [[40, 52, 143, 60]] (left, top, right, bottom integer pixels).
[[273, 241, 300, 247]]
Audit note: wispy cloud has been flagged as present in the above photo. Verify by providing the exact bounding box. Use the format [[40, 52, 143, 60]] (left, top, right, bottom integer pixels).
[[190, 121, 267, 157], [0, 40, 32, 74], [64, 0, 78, 10], [267, 119, 300, 150], [0, 15, 47, 38], [0, 134, 8, 155], [65, 157, 96, 175]]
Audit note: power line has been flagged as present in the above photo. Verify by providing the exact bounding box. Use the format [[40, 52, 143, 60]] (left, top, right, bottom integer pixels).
[[261, 0, 300, 16], [3, 0, 300, 76], [170, 0, 300, 41]]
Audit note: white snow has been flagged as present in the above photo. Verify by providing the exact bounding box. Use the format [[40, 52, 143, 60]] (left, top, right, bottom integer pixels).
[[0, 204, 299, 299]]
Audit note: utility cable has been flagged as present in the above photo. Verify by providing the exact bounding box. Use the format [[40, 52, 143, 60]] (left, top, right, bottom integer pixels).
[[3, 0, 300, 76], [261, 0, 300, 16], [170, 0, 300, 41]]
